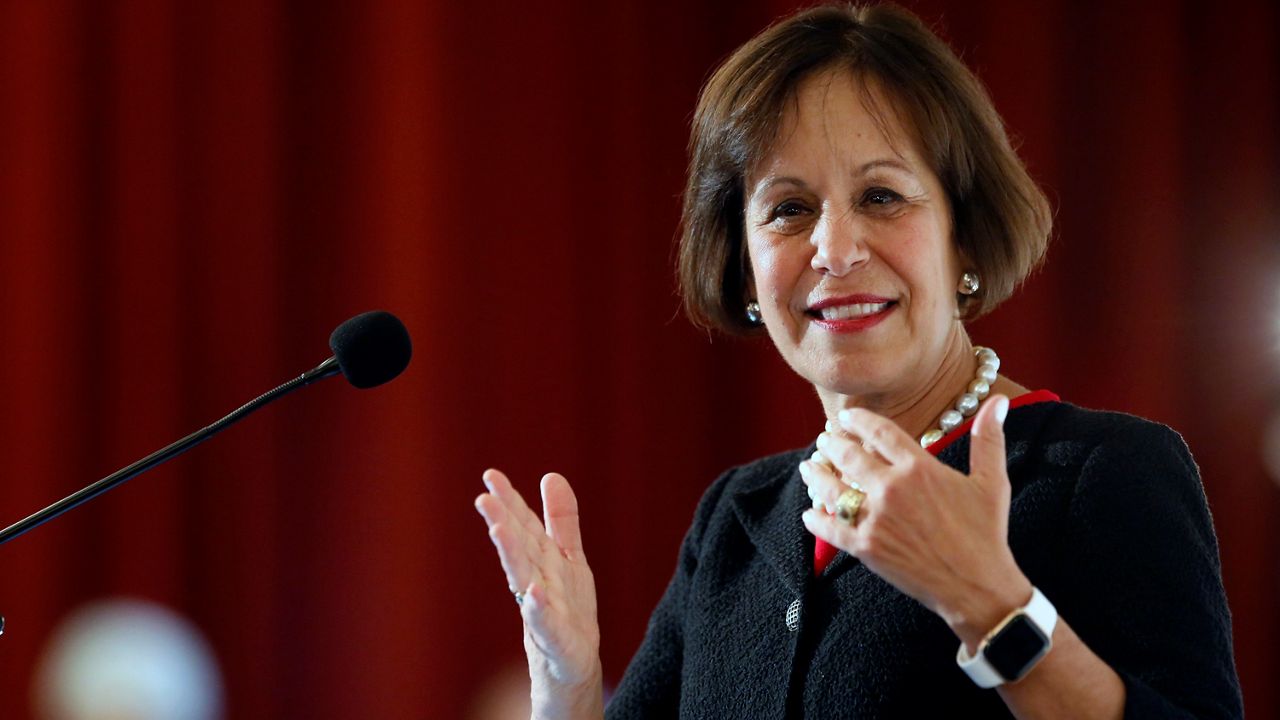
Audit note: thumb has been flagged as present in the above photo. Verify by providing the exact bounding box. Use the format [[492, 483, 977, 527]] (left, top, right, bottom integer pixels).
[[969, 394, 1010, 481], [541, 473, 585, 559]]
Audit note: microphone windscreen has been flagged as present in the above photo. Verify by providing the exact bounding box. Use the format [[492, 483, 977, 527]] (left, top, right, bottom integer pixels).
[[328, 311, 413, 389]]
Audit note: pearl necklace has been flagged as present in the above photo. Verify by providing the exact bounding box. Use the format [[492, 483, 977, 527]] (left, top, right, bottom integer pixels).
[[919, 346, 1000, 448]]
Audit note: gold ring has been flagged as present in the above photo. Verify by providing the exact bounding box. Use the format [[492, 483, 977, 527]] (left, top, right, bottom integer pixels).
[[835, 485, 866, 526]]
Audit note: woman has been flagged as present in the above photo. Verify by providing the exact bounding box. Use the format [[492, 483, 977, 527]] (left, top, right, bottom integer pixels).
[[474, 4, 1242, 718]]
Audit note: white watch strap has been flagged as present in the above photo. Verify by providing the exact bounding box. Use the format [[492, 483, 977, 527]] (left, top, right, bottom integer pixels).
[[956, 587, 1058, 688]]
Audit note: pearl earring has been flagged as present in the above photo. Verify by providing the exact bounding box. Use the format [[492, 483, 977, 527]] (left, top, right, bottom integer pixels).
[[958, 272, 980, 296], [745, 301, 763, 325]]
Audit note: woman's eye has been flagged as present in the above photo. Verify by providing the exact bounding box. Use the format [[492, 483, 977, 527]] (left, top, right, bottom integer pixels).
[[770, 201, 809, 220], [863, 188, 903, 205]]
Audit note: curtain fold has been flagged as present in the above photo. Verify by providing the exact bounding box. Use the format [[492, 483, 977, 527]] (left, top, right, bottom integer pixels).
[[0, 1, 1274, 717]]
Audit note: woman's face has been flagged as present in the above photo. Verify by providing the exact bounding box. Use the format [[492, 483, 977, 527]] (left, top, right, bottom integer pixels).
[[744, 69, 963, 403]]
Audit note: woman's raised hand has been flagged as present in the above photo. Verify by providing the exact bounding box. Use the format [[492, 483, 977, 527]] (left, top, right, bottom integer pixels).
[[475, 469, 604, 720], [800, 396, 1035, 652]]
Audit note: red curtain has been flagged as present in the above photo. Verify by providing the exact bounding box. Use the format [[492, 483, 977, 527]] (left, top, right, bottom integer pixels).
[[0, 1, 1275, 717]]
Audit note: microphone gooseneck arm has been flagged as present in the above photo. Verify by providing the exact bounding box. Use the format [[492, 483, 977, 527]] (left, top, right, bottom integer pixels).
[[0, 357, 341, 549], [0, 309, 411, 637]]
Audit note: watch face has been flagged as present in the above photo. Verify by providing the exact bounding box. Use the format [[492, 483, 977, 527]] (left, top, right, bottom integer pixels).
[[985, 615, 1050, 681]]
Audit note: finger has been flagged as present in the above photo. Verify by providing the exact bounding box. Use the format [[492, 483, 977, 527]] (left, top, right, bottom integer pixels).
[[800, 456, 868, 509], [836, 408, 917, 465], [821, 419, 873, 461], [815, 430, 886, 482], [520, 581, 570, 661], [483, 468, 546, 535], [801, 508, 859, 555], [520, 581, 554, 655], [968, 394, 1010, 482], [541, 473, 586, 560], [476, 481, 545, 576], [476, 494, 546, 591], [478, 496, 538, 592], [798, 459, 839, 513], [474, 491, 503, 529], [479, 472, 548, 567], [809, 448, 837, 473]]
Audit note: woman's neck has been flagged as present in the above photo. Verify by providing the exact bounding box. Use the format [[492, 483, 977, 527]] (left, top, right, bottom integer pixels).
[[817, 325, 992, 441]]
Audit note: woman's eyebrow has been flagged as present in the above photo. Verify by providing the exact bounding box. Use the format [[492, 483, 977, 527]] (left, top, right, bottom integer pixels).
[[749, 159, 916, 202], [749, 175, 807, 202], [856, 158, 914, 175]]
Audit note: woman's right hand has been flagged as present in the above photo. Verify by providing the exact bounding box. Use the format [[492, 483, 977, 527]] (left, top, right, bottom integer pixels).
[[475, 469, 604, 720]]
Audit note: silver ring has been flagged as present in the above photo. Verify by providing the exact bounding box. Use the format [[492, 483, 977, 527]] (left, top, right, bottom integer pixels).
[[513, 590, 525, 606]]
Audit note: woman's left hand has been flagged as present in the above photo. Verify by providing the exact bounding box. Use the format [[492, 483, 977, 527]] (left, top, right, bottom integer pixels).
[[800, 394, 1033, 650]]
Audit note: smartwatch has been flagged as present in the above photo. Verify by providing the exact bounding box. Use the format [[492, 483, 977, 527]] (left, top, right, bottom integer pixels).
[[956, 587, 1057, 688]]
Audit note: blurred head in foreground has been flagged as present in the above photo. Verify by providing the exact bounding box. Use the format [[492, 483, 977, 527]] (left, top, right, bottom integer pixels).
[[466, 663, 532, 720], [33, 598, 223, 720]]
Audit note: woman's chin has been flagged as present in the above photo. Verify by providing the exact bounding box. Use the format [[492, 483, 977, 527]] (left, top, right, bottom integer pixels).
[[804, 365, 899, 401]]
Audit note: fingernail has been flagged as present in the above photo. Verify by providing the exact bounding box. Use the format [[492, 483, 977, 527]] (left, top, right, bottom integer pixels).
[[838, 409, 853, 426], [482, 476, 495, 492], [816, 433, 829, 449], [994, 396, 1009, 425], [824, 419, 835, 433]]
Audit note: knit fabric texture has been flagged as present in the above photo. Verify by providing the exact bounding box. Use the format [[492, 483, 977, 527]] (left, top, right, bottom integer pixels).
[[605, 401, 1243, 719]]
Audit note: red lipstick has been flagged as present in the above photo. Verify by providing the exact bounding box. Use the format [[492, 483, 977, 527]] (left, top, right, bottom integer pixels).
[[807, 294, 896, 333]]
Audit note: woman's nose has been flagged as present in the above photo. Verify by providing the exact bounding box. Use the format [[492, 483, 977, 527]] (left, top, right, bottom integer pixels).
[[810, 211, 869, 276]]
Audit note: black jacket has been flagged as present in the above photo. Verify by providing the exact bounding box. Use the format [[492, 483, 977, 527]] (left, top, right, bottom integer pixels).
[[606, 401, 1243, 718]]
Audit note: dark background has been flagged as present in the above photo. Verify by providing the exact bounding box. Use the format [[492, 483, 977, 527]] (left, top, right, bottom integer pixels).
[[0, 0, 1276, 717]]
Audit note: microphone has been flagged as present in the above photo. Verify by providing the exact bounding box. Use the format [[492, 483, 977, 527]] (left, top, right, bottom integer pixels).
[[0, 310, 412, 549]]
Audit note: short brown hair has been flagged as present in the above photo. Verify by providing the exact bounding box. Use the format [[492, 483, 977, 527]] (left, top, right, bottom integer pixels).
[[678, 3, 1052, 334]]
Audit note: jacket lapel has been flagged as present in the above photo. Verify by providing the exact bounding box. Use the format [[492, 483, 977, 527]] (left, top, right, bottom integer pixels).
[[729, 458, 812, 596]]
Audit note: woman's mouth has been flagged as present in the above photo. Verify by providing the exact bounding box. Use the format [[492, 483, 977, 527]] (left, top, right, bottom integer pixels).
[[813, 301, 892, 321], [805, 298, 897, 332]]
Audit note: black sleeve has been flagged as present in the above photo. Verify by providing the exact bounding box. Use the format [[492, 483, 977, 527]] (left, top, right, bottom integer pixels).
[[1059, 422, 1243, 719], [604, 467, 737, 719]]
